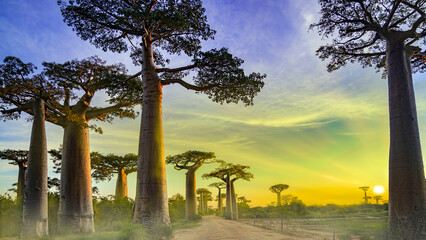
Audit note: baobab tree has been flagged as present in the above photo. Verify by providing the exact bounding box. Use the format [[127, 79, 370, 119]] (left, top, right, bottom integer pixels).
[[196, 188, 211, 214], [0, 149, 28, 203], [203, 162, 253, 220], [209, 182, 226, 215], [49, 149, 137, 199], [269, 184, 289, 206], [374, 195, 383, 205], [91, 153, 138, 199], [310, 1, 425, 238], [0, 57, 63, 238], [59, 0, 266, 228], [34, 56, 141, 233], [166, 150, 215, 220], [359, 186, 372, 204]]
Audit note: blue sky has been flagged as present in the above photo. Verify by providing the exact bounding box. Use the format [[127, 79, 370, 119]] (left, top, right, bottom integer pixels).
[[0, 0, 425, 206]]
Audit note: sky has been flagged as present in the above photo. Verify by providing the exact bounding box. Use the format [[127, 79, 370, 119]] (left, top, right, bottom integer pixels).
[[0, 0, 425, 207]]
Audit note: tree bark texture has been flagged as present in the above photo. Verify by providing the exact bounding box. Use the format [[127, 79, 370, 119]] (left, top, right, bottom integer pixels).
[[203, 196, 208, 214], [387, 40, 426, 239], [185, 169, 197, 220], [58, 120, 94, 233], [217, 188, 222, 215], [277, 192, 282, 206], [225, 176, 233, 220], [21, 99, 49, 238], [134, 42, 170, 228], [17, 163, 26, 204], [231, 180, 238, 220], [115, 168, 128, 199]]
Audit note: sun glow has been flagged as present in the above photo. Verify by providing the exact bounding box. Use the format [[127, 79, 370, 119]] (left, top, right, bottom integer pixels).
[[373, 185, 385, 194]]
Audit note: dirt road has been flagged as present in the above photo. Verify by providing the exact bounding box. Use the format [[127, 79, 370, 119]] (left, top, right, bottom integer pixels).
[[172, 216, 329, 240]]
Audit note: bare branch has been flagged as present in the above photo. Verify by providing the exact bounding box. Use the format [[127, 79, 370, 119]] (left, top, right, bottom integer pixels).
[[160, 78, 217, 91], [401, 1, 426, 17], [85, 102, 136, 120], [156, 64, 197, 73], [384, 0, 403, 29], [1, 102, 33, 114]]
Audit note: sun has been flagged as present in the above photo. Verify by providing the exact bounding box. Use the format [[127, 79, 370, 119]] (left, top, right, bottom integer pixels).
[[373, 185, 385, 194]]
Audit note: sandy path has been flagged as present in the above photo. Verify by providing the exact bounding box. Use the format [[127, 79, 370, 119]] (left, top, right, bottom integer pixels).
[[173, 216, 315, 240]]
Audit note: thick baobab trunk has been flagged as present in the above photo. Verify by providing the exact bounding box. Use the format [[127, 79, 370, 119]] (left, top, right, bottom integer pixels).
[[225, 176, 233, 220], [231, 180, 238, 220], [21, 99, 48, 238], [185, 169, 197, 220], [203, 195, 208, 214], [134, 42, 170, 228], [217, 188, 222, 215], [17, 162, 26, 204], [387, 40, 426, 239], [276, 192, 282, 206], [58, 120, 94, 233], [115, 168, 128, 199]]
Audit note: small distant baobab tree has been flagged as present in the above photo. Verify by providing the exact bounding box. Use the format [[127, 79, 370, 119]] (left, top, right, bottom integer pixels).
[[359, 186, 372, 204], [91, 153, 138, 199], [209, 182, 226, 215], [59, 0, 266, 228], [269, 184, 289, 206], [310, 1, 425, 238], [196, 188, 211, 214], [166, 150, 216, 220], [0, 150, 28, 203], [203, 162, 253, 220], [373, 195, 383, 205]]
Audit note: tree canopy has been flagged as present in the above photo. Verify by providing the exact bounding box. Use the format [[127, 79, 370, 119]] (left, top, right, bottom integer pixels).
[[203, 161, 254, 182], [91, 152, 138, 182], [59, 0, 266, 105], [269, 184, 289, 194], [0, 56, 63, 121], [166, 150, 216, 171], [0, 149, 28, 166], [49, 148, 137, 182], [309, 0, 425, 73]]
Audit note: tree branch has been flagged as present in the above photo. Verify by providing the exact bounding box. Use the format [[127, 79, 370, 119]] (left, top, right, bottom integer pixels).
[[384, 0, 402, 29], [160, 78, 217, 91], [401, 1, 425, 17], [85, 102, 135, 120], [1, 102, 33, 114], [156, 64, 197, 73]]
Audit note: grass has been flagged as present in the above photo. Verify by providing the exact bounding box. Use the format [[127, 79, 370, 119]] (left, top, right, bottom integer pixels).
[[171, 220, 201, 230], [242, 216, 388, 239]]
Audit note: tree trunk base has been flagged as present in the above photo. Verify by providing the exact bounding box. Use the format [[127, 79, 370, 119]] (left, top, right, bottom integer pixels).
[[388, 214, 426, 240], [20, 218, 48, 238], [58, 214, 95, 234]]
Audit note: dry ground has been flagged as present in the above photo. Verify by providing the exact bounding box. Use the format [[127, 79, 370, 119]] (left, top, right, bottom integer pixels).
[[172, 216, 334, 240]]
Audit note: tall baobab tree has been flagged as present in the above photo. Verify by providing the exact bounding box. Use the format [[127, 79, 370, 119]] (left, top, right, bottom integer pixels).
[[91, 153, 138, 199], [16, 56, 141, 233], [59, 0, 266, 228], [269, 184, 289, 206], [0, 150, 28, 203], [203, 162, 253, 220], [0, 57, 63, 238], [310, 1, 425, 238], [359, 186, 371, 204], [166, 151, 215, 220], [209, 182, 226, 215]]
